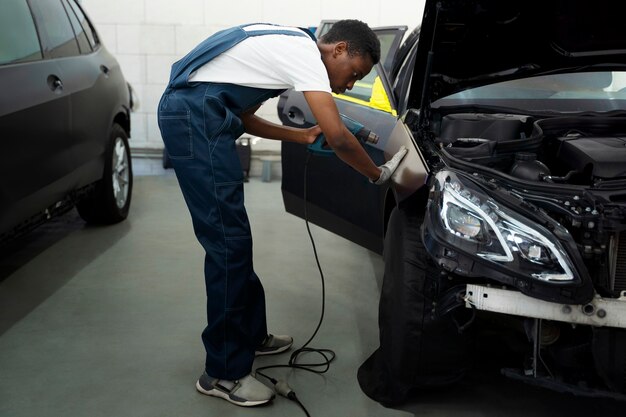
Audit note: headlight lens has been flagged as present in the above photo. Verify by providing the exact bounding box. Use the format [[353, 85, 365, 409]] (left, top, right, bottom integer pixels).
[[433, 171, 576, 282], [446, 205, 482, 238]]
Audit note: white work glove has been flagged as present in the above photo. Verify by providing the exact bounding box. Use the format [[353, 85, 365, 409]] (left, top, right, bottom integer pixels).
[[370, 145, 408, 185]]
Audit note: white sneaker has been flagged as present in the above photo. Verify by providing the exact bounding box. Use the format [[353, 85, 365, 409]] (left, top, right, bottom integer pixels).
[[196, 372, 274, 407], [255, 334, 294, 356]]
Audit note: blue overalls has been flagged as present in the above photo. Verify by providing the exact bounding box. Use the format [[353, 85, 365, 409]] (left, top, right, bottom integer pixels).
[[157, 24, 314, 380]]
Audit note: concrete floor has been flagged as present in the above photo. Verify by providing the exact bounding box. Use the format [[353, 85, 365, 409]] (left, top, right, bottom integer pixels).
[[1, 158, 624, 417]]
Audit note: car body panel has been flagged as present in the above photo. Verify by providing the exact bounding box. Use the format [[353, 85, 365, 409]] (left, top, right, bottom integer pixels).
[[0, 59, 74, 233], [386, 118, 429, 203], [63, 47, 130, 188]]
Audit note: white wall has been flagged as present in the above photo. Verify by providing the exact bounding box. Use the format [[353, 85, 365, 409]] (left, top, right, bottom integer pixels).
[[80, 0, 425, 151]]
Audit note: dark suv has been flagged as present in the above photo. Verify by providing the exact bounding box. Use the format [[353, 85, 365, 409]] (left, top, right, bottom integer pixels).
[[279, 0, 626, 401], [0, 0, 133, 243]]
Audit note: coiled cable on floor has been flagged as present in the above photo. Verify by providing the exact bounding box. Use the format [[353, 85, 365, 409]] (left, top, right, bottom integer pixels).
[[255, 152, 335, 417]]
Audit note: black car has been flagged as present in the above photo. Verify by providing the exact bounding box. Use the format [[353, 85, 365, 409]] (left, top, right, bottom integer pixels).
[[0, 0, 133, 243], [280, 0, 626, 400]]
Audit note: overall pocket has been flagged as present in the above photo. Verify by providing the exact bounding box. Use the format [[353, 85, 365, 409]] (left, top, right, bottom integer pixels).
[[159, 109, 193, 159]]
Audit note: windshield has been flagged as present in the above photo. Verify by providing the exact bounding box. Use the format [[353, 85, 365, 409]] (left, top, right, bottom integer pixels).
[[433, 72, 626, 113]]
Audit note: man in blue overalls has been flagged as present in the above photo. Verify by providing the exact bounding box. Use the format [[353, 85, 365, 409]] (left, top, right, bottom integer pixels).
[[158, 20, 407, 407]]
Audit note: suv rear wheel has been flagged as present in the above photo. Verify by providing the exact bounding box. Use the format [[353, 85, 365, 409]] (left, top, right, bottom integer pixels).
[[77, 123, 133, 224]]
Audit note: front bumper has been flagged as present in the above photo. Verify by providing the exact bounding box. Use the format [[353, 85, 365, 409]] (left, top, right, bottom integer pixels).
[[465, 284, 626, 328]]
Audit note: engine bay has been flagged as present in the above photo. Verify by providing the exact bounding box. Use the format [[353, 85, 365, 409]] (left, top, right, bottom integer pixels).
[[436, 113, 626, 186]]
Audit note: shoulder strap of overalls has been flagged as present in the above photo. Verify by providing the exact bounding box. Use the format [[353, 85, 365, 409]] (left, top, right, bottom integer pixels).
[[168, 23, 316, 89]]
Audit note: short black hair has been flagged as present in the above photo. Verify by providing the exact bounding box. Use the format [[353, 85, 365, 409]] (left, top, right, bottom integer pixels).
[[320, 20, 380, 64]]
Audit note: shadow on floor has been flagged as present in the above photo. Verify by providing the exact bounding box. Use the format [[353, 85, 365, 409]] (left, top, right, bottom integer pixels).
[[0, 209, 130, 336], [393, 368, 625, 417], [0, 210, 84, 283]]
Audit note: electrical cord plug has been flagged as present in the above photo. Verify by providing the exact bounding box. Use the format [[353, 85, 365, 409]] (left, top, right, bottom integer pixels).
[[275, 380, 297, 400]]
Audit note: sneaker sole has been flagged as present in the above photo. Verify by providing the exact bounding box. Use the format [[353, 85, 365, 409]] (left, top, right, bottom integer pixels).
[[255, 341, 293, 357], [196, 380, 273, 407]]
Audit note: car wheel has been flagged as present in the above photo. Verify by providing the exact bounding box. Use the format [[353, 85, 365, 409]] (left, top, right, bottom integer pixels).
[[358, 190, 470, 405], [77, 123, 133, 224]]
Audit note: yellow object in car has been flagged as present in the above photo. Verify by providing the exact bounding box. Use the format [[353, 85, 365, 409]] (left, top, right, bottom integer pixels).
[[333, 76, 397, 116], [370, 76, 395, 114]]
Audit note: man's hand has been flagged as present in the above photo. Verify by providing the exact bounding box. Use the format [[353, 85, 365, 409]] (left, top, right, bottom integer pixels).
[[302, 125, 322, 145], [371, 146, 408, 185]]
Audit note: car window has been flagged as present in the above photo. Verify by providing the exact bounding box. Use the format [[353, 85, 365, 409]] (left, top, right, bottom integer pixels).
[[0, 0, 42, 65], [377, 32, 400, 74], [29, 0, 80, 59], [335, 65, 395, 115], [315, 21, 336, 38], [392, 40, 418, 115], [62, 0, 91, 53], [66, 0, 98, 49]]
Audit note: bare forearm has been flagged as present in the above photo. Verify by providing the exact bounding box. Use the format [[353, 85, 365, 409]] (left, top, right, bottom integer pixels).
[[241, 114, 309, 144]]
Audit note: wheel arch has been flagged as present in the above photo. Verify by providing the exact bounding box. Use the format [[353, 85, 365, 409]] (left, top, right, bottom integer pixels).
[[383, 185, 430, 239], [113, 109, 131, 137]]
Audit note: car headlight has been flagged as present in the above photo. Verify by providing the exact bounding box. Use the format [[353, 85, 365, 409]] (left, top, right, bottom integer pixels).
[[432, 170, 576, 282]]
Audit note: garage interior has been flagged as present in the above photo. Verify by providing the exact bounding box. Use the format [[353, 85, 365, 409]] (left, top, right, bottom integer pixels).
[[2, 0, 626, 415], [0, 159, 622, 417]]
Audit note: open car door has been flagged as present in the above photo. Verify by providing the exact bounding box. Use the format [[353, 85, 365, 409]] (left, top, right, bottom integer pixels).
[[279, 24, 407, 253]]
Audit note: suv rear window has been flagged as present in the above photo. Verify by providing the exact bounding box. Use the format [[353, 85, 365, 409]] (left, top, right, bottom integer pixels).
[[63, 0, 91, 54], [66, 0, 98, 49], [30, 0, 80, 59], [0, 0, 42, 65]]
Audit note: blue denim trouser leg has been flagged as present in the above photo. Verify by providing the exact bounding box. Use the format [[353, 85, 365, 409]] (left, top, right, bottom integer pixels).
[[158, 85, 267, 380]]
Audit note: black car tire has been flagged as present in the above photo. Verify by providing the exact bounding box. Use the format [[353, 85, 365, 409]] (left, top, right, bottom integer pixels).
[[358, 190, 471, 405], [77, 123, 133, 224]]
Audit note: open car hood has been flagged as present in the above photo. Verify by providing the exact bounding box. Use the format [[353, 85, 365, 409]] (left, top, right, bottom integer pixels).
[[409, 0, 626, 107]]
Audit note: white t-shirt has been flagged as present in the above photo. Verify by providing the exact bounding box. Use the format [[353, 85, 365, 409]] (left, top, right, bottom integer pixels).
[[188, 24, 331, 93]]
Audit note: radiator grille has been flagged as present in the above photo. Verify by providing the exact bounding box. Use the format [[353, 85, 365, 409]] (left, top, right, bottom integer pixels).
[[612, 233, 626, 293]]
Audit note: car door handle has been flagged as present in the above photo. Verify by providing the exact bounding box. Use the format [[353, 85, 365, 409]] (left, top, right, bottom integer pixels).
[[100, 65, 110, 77], [47, 75, 63, 93]]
